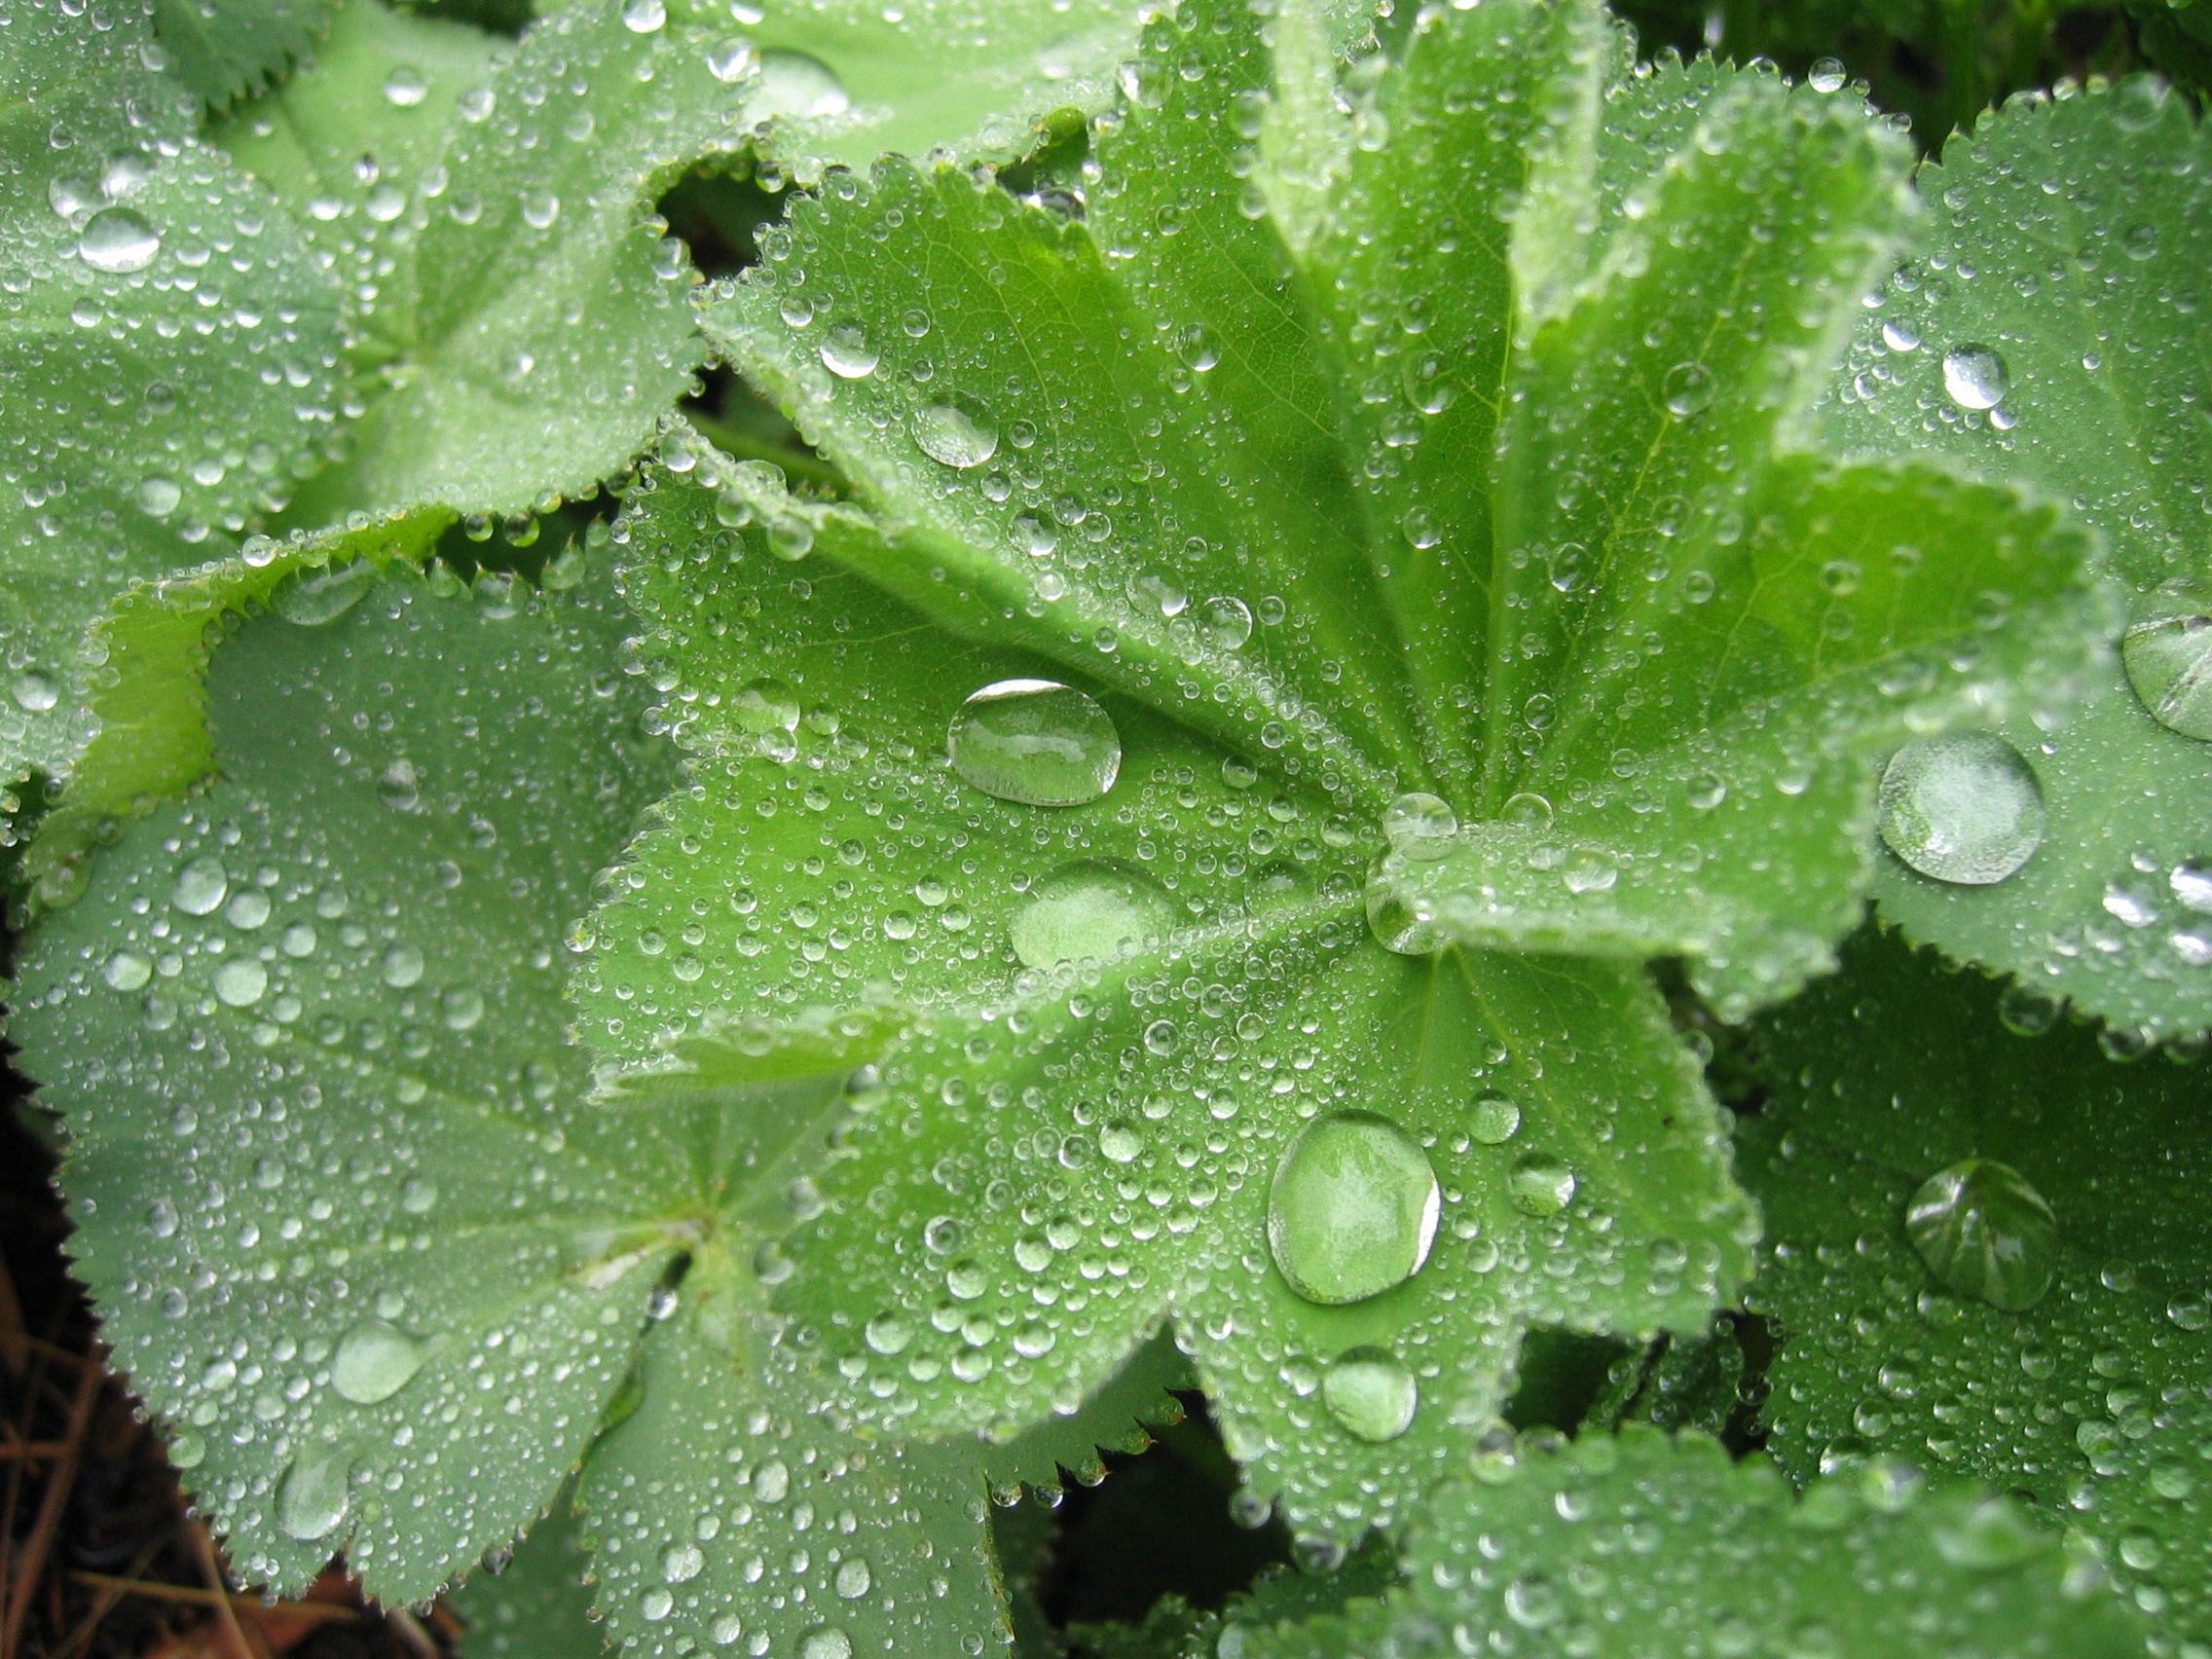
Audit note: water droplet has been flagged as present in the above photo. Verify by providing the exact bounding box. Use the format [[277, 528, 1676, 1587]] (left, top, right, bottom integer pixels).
[[1877, 733, 2045, 886], [520, 191, 560, 230], [1508, 1155, 1577, 1216], [277, 561, 374, 625], [1197, 595, 1253, 650], [1382, 792, 1457, 859], [104, 950, 152, 991], [707, 37, 756, 81], [2122, 583, 2212, 741], [1808, 55, 1846, 92], [663, 1542, 705, 1582], [1267, 1112, 1440, 1306], [382, 64, 428, 105], [212, 959, 267, 1008], [833, 1558, 871, 1599], [379, 759, 421, 812], [399, 1177, 439, 1214], [819, 323, 878, 379], [276, 1445, 353, 1540], [641, 1588, 675, 1621], [332, 1320, 425, 1404], [1661, 361, 1716, 418], [1173, 323, 1221, 371], [12, 672, 58, 712], [1010, 861, 1172, 969], [912, 405, 998, 468], [78, 206, 160, 273], [1941, 347, 2008, 411], [1906, 1159, 2057, 1312], [382, 945, 425, 988], [172, 856, 229, 916], [750, 50, 849, 121], [621, 0, 665, 29], [1470, 1091, 1521, 1145], [865, 1311, 910, 1354], [946, 680, 1121, 807], [1997, 981, 2062, 1036], [799, 1628, 852, 1659], [1319, 1347, 1418, 1442], [136, 476, 181, 519]]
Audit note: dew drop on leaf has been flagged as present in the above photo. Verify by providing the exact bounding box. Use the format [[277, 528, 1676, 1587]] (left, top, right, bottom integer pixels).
[[1808, 55, 1847, 92], [1508, 1156, 1577, 1217], [1319, 1347, 1418, 1443], [331, 1319, 426, 1404], [1661, 361, 1717, 419], [946, 680, 1121, 806], [1904, 1158, 2057, 1312], [104, 950, 152, 992], [833, 1557, 871, 1599], [211, 959, 267, 1008], [799, 1627, 852, 1659], [1382, 792, 1457, 858], [749, 50, 850, 121], [276, 562, 375, 626], [1940, 346, 2009, 410], [2121, 583, 2212, 741], [1267, 1111, 1440, 1306], [1877, 733, 2046, 886], [78, 206, 160, 273], [1470, 1091, 1521, 1145], [706, 37, 756, 83], [620, 0, 665, 32], [912, 404, 998, 468], [1010, 861, 1172, 969], [382, 65, 428, 105], [171, 856, 228, 916], [276, 1445, 354, 1540], [819, 323, 878, 379]]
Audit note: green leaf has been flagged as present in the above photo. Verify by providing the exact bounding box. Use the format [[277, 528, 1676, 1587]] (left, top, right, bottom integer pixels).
[[1824, 83, 2212, 1044], [454, 1493, 608, 1659], [1242, 1426, 2147, 1659], [217, 0, 750, 518], [581, 0, 2100, 1544], [154, 0, 336, 106], [1067, 1538, 1399, 1659], [0, 0, 344, 790], [21, 504, 454, 905], [13, 563, 681, 1600], [577, 445, 1754, 1545], [1741, 923, 2212, 1648]]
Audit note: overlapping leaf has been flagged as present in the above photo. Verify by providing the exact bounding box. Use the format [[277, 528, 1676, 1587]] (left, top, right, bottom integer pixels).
[[577, 0, 2101, 1549], [1825, 82, 2212, 1044], [1244, 1427, 2145, 1659], [1742, 925, 2212, 1646], [154, 0, 337, 105], [18, 560, 1192, 1644], [0, 0, 343, 791]]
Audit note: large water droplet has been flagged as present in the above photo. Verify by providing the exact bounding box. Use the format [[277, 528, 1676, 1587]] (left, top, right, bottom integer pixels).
[[819, 323, 877, 379], [833, 1558, 871, 1599], [2122, 583, 2212, 741], [172, 856, 228, 916], [799, 1628, 851, 1659], [212, 959, 267, 1008], [276, 1445, 353, 1540], [620, 0, 665, 30], [1470, 1091, 1521, 1145], [1267, 1112, 1440, 1306], [383, 64, 428, 105], [1906, 1158, 2057, 1312], [78, 206, 160, 273], [332, 1319, 426, 1404], [1010, 861, 1172, 970], [1508, 1155, 1577, 1216], [1941, 347, 2008, 411], [1661, 361, 1717, 419], [1382, 792, 1457, 859], [1877, 732, 2045, 886], [750, 50, 849, 120], [947, 680, 1121, 807], [1319, 1347, 1418, 1442], [277, 561, 374, 625], [912, 405, 998, 468]]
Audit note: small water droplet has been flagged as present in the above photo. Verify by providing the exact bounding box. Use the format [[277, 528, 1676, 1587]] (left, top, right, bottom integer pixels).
[[171, 856, 228, 916], [379, 759, 421, 812], [912, 405, 998, 468], [621, 0, 665, 28], [1173, 323, 1221, 371], [1807, 55, 1847, 92], [1382, 792, 1457, 859], [78, 206, 160, 273], [382, 64, 428, 105], [663, 1542, 705, 1582], [276, 1445, 353, 1540], [833, 1558, 871, 1599], [1470, 1091, 1521, 1145], [12, 671, 58, 712], [332, 1319, 426, 1404], [707, 37, 756, 81], [799, 1628, 852, 1659], [819, 323, 878, 379], [1267, 1112, 1440, 1306], [1661, 361, 1716, 419], [1319, 1347, 1418, 1442], [1508, 1155, 1577, 1216], [1905, 1158, 2057, 1312], [865, 1311, 910, 1354], [104, 950, 152, 991], [1196, 595, 1253, 650], [277, 561, 374, 625], [946, 680, 1121, 807], [1010, 861, 1172, 970], [1941, 347, 2008, 411], [1877, 732, 2045, 886], [212, 959, 267, 1008]]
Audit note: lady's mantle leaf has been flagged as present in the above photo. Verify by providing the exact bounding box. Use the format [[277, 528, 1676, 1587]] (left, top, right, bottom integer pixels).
[[1825, 83, 2212, 1045], [1243, 1427, 2145, 1659], [1742, 925, 2212, 1648], [0, 0, 343, 791], [453, 1495, 606, 1659], [20, 562, 1196, 1646], [577, 447, 1755, 1549], [154, 0, 336, 106]]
